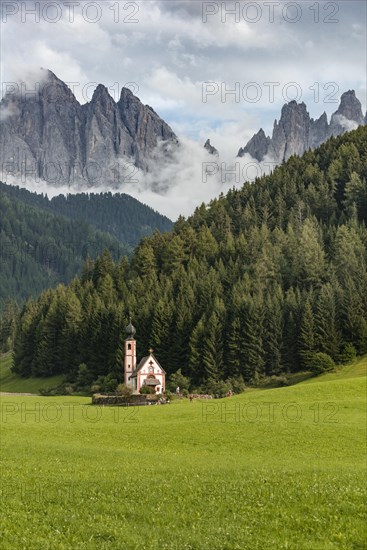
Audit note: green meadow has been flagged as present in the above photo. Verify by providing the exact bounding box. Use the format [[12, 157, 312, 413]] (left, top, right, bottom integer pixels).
[[0, 357, 366, 549], [0, 352, 64, 394]]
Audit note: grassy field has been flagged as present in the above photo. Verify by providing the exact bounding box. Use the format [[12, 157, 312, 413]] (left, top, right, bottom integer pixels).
[[301, 355, 367, 382], [0, 353, 64, 394], [0, 357, 366, 549]]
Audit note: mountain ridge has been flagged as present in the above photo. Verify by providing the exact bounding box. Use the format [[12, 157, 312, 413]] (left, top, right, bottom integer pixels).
[[0, 181, 173, 307], [238, 90, 366, 163], [0, 69, 178, 188], [0, 181, 173, 247]]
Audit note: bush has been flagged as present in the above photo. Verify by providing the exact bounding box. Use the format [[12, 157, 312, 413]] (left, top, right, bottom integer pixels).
[[271, 375, 289, 387], [76, 363, 93, 388], [225, 376, 246, 394], [93, 376, 106, 392], [309, 352, 335, 374], [104, 373, 119, 393], [190, 386, 203, 395], [203, 378, 231, 398], [116, 384, 133, 398], [39, 384, 71, 396], [167, 369, 191, 392], [140, 385, 155, 395], [105, 379, 118, 392], [250, 371, 261, 386]]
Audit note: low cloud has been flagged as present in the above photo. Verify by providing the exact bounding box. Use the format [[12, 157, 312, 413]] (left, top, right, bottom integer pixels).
[[119, 140, 275, 219], [3, 136, 275, 220], [332, 114, 359, 132]]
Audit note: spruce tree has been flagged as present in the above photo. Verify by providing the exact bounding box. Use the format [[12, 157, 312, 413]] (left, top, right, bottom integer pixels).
[[298, 297, 316, 369]]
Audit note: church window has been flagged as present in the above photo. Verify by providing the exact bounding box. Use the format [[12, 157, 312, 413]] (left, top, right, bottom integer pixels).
[[128, 344, 131, 350]]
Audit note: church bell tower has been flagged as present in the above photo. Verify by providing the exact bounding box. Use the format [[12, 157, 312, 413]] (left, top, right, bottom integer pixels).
[[124, 319, 136, 387]]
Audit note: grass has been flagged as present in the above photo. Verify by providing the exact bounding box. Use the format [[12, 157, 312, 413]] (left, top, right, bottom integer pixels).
[[0, 356, 366, 549], [301, 355, 367, 383], [0, 352, 64, 394]]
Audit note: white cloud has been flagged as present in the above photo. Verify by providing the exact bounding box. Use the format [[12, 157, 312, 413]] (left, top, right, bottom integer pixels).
[[332, 114, 359, 132], [3, 135, 275, 220]]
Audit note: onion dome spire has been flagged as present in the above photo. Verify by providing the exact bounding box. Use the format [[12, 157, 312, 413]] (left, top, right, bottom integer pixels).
[[125, 317, 136, 339]]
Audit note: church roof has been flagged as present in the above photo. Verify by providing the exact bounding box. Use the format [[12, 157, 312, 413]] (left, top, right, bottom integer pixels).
[[130, 354, 166, 378], [144, 378, 161, 386], [130, 356, 149, 377]]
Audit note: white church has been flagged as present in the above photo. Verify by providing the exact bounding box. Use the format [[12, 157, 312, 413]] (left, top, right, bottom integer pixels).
[[124, 320, 166, 395]]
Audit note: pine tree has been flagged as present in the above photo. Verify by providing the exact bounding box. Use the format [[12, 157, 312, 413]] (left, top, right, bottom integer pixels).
[[343, 172, 367, 220], [315, 283, 340, 359], [92, 250, 114, 287], [298, 297, 316, 369], [340, 275, 367, 354], [130, 240, 157, 280], [263, 289, 283, 375], [60, 289, 82, 375], [240, 296, 265, 382], [34, 291, 64, 376], [188, 316, 205, 386], [226, 316, 242, 378], [295, 218, 325, 287], [201, 312, 223, 382], [150, 298, 172, 370]]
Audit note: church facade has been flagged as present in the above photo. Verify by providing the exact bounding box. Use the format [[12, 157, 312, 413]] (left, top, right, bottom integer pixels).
[[124, 321, 166, 395]]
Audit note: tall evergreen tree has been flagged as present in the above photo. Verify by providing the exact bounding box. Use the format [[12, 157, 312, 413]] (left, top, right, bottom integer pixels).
[[298, 297, 316, 369]]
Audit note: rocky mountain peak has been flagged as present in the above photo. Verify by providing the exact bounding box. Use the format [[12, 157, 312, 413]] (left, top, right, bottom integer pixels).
[[309, 111, 329, 149], [268, 100, 311, 162], [237, 90, 366, 163], [335, 90, 364, 123], [89, 85, 116, 118], [38, 68, 78, 104], [238, 128, 270, 159], [330, 90, 365, 134], [92, 84, 113, 101], [204, 139, 219, 156], [118, 86, 177, 155], [279, 100, 310, 124], [0, 69, 178, 187]]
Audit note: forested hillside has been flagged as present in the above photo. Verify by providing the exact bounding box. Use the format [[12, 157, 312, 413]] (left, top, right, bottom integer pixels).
[[0, 184, 173, 246], [12, 127, 367, 390], [0, 190, 125, 308]]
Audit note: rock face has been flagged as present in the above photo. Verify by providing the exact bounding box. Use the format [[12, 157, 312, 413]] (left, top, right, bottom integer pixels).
[[238, 128, 270, 160], [0, 69, 178, 187], [238, 90, 366, 163], [329, 90, 365, 135], [309, 112, 329, 150], [270, 101, 311, 162], [204, 138, 219, 156]]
